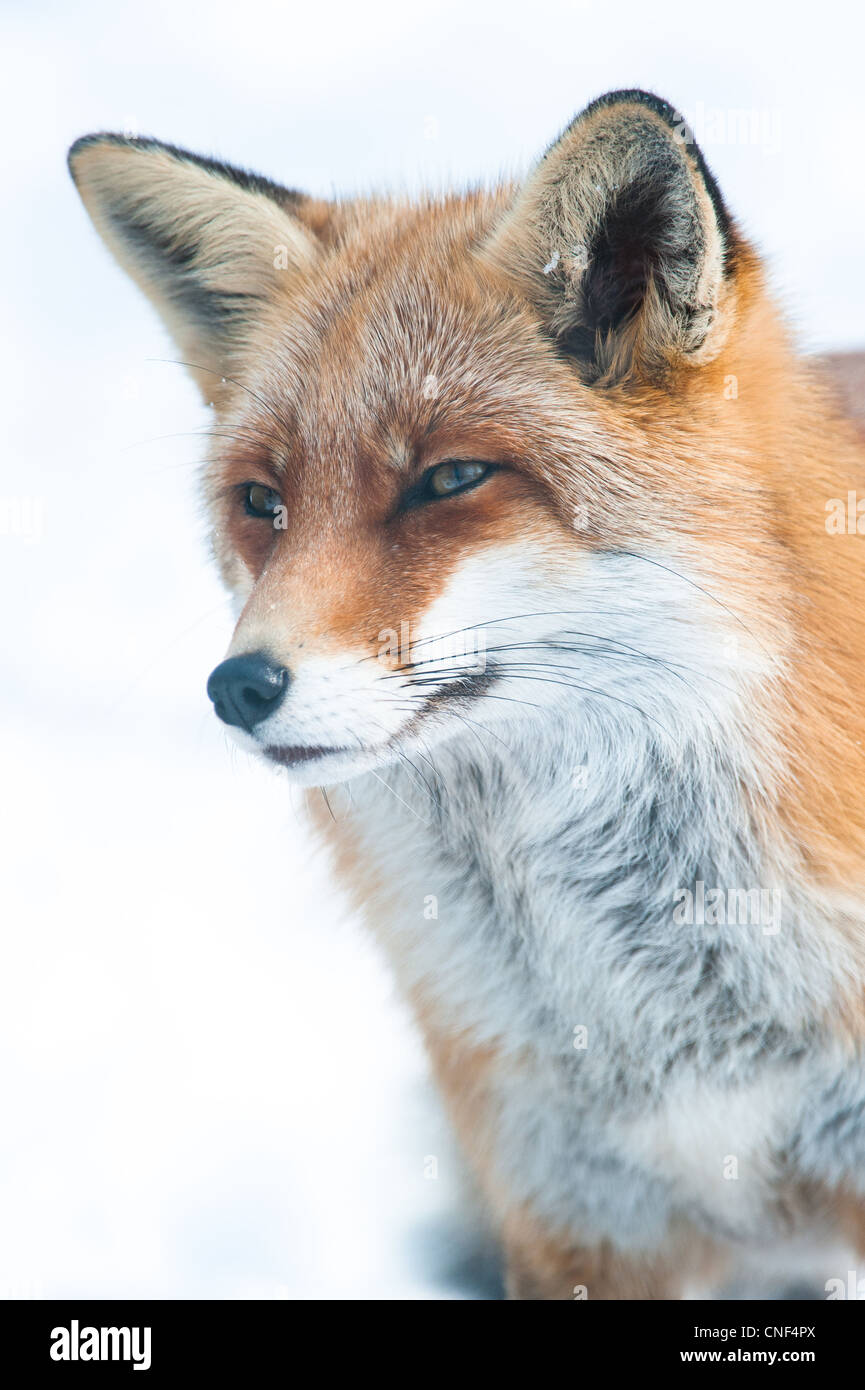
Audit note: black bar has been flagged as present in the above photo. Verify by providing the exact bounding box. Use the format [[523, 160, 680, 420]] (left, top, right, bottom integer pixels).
[[2, 1296, 858, 1376]]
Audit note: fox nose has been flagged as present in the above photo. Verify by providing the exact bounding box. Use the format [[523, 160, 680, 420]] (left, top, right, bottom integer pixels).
[[206, 653, 289, 732]]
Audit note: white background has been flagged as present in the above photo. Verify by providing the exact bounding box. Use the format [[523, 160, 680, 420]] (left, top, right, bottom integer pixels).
[[1, 0, 862, 1299]]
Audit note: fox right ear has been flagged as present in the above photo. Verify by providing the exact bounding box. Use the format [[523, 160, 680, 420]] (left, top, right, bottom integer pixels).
[[483, 90, 737, 386], [68, 134, 323, 402]]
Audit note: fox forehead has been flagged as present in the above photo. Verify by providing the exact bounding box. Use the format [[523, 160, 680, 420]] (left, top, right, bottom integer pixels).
[[234, 191, 577, 476]]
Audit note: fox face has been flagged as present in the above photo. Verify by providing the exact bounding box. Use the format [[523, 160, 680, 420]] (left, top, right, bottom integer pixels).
[[69, 93, 776, 786]]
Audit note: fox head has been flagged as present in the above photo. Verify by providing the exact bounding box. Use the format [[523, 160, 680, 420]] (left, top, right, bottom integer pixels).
[[69, 91, 790, 786]]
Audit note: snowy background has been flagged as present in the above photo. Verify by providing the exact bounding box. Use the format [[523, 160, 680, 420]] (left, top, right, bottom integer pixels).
[[1, 0, 863, 1299]]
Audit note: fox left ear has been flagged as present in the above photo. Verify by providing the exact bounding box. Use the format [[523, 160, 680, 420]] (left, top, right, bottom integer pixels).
[[483, 90, 737, 385], [68, 134, 325, 403]]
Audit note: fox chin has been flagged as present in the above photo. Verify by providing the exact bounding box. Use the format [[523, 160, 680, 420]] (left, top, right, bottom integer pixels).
[[70, 90, 865, 1299]]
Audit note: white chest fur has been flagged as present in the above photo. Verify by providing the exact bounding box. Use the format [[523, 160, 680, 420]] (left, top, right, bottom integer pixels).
[[326, 714, 862, 1265]]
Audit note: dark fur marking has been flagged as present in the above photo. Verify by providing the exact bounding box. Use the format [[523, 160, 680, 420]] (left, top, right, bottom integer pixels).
[[67, 132, 309, 216]]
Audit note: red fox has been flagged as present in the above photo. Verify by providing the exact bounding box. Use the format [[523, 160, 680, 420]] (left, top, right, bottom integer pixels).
[[69, 90, 865, 1299]]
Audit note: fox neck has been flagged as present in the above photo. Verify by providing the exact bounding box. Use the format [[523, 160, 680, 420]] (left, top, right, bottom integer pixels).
[[328, 702, 849, 1052]]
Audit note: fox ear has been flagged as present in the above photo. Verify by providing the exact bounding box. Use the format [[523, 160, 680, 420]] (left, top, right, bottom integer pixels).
[[483, 90, 737, 385], [68, 134, 323, 402]]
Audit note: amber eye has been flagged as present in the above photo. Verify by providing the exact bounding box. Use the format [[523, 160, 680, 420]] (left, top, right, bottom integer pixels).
[[243, 483, 283, 520]]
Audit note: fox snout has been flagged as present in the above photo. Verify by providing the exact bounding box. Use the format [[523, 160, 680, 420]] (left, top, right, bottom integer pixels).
[[206, 653, 289, 733]]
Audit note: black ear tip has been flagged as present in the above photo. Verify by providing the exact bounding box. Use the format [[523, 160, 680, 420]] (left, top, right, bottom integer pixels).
[[553, 90, 691, 165], [577, 88, 733, 247], [67, 134, 94, 178], [67, 132, 130, 181], [583, 89, 686, 131]]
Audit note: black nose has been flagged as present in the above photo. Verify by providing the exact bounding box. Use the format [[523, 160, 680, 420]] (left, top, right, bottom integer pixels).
[[206, 653, 289, 732]]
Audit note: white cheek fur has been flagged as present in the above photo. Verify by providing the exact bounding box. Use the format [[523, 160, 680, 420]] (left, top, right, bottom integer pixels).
[[217, 539, 771, 780]]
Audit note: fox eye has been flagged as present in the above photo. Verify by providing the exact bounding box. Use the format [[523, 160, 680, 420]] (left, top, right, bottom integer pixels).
[[398, 460, 494, 512], [428, 460, 490, 497], [243, 483, 282, 519]]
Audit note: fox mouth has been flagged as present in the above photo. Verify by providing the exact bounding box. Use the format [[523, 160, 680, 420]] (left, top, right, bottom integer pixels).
[[415, 670, 496, 703], [260, 670, 499, 773], [263, 744, 350, 767]]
